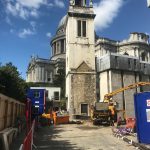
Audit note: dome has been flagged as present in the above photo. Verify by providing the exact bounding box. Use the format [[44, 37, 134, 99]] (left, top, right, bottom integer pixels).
[[57, 15, 67, 31]]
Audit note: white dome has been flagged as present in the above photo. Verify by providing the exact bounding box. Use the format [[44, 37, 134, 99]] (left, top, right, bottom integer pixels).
[[57, 15, 67, 31]]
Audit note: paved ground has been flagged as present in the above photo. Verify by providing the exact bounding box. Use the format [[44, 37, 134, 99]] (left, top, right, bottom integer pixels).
[[34, 123, 137, 150], [11, 130, 26, 150]]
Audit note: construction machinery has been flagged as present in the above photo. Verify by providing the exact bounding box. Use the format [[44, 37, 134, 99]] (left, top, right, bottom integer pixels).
[[103, 82, 150, 103], [91, 102, 111, 125], [91, 82, 150, 125]]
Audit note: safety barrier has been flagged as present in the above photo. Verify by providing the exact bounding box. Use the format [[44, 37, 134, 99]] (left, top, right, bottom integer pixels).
[[19, 120, 35, 150], [0, 127, 18, 150], [0, 93, 25, 131]]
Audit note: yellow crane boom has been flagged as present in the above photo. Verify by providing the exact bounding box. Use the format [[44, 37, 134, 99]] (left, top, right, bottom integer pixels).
[[104, 82, 150, 102]]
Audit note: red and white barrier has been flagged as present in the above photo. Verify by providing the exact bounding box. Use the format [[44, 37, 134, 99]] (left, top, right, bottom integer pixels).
[[19, 120, 35, 150]]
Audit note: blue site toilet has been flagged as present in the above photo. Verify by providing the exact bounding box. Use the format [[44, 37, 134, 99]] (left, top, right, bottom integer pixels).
[[134, 92, 150, 144]]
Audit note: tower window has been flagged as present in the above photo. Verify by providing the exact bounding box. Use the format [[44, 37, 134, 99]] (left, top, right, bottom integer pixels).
[[77, 20, 81, 37], [75, 0, 86, 6], [81, 104, 88, 115], [77, 20, 86, 37], [75, 0, 81, 6], [82, 21, 86, 37]]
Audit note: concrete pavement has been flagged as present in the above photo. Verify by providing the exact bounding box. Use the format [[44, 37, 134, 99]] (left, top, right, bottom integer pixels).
[[34, 124, 136, 150]]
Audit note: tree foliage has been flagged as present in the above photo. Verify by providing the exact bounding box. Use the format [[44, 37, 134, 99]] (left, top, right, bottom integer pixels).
[[0, 62, 27, 102]]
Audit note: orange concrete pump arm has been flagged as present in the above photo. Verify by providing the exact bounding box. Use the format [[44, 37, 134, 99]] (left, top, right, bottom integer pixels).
[[104, 82, 150, 102]]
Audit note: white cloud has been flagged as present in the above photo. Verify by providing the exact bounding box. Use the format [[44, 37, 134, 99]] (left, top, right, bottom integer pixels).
[[30, 9, 39, 18], [18, 28, 35, 38], [5, 0, 64, 20], [6, 2, 30, 19], [16, 0, 47, 9], [46, 32, 52, 38], [30, 21, 36, 28], [54, 0, 65, 8], [47, 3, 54, 7], [94, 0, 124, 31], [5, 0, 43, 19], [6, 2, 18, 16]]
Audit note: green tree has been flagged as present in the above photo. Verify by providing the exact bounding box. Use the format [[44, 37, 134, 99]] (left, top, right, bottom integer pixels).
[[0, 62, 27, 102]]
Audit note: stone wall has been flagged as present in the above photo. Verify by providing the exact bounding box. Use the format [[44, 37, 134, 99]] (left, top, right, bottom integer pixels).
[[71, 73, 96, 116]]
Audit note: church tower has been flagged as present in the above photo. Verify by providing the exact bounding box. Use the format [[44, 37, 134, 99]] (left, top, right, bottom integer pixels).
[[66, 0, 96, 119]]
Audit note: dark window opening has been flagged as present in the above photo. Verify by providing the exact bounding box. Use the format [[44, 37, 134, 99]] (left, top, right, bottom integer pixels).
[[128, 59, 131, 68], [61, 39, 64, 53], [77, 20, 81, 37], [77, 20, 86, 37], [54, 43, 56, 55], [54, 92, 59, 100], [34, 91, 40, 98], [141, 52, 146, 61], [81, 104, 88, 115], [75, 0, 82, 6], [45, 91, 48, 98], [115, 56, 119, 67], [134, 59, 137, 68], [82, 21, 86, 37]]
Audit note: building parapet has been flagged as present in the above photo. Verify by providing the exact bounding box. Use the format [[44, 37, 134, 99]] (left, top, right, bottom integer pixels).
[[96, 37, 118, 46], [96, 53, 150, 75]]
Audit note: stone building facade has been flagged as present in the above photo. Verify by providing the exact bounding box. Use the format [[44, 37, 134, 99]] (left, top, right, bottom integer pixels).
[[65, 0, 96, 118], [26, 0, 150, 118], [26, 57, 54, 83], [96, 33, 150, 117]]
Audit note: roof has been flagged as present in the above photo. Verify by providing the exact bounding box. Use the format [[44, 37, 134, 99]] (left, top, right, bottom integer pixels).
[[57, 15, 67, 31]]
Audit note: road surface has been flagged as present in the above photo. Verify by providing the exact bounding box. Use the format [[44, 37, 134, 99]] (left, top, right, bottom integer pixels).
[[34, 123, 136, 150]]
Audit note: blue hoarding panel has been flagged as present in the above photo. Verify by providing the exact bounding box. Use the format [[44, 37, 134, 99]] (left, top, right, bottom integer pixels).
[[27, 89, 45, 116], [134, 92, 150, 144]]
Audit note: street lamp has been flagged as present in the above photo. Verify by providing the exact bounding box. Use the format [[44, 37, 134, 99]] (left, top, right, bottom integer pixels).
[[147, 0, 150, 7]]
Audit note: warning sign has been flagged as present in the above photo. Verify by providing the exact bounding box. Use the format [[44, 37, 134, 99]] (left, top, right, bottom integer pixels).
[[147, 100, 150, 107], [146, 109, 150, 122]]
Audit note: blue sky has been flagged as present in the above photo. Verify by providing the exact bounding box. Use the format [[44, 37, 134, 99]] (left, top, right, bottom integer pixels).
[[0, 0, 150, 79]]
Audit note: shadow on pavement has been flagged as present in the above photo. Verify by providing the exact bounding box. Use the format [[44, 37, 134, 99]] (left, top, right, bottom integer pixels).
[[11, 130, 26, 150], [34, 125, 82, 150]]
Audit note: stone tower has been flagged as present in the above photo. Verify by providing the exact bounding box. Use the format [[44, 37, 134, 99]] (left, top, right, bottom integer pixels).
[[66, 0, 96, 119]]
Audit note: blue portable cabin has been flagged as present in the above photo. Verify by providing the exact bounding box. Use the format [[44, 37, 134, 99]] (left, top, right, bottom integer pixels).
[[134, 92, 150, 144], [27, 88, 46, 118]]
